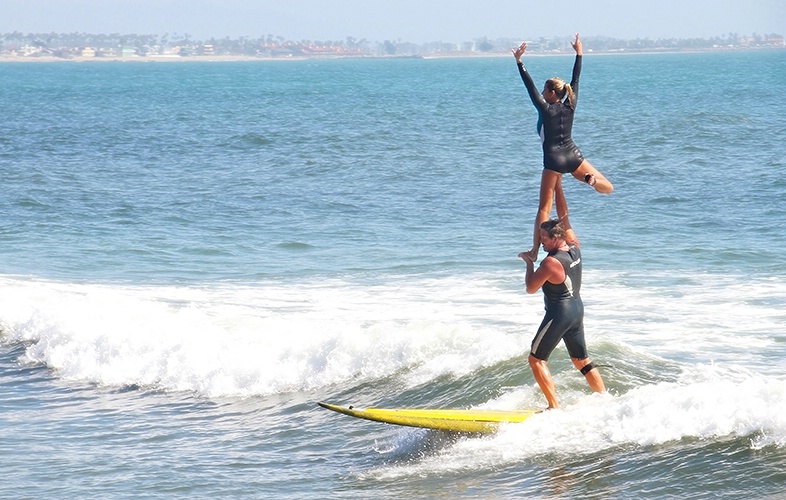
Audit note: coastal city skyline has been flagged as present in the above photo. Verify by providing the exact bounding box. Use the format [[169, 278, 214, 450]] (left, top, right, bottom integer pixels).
[[2, 30, 784, 60], [2, 0, 785, 46]]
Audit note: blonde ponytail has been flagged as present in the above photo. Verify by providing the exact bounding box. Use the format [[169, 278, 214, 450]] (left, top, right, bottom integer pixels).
[[545, 77, 575, 109], [564, 83, 575, 110]]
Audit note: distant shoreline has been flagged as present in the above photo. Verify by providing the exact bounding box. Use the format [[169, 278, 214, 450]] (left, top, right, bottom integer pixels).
[[0, 54, 288, 63], [1, 46, 783, 63]]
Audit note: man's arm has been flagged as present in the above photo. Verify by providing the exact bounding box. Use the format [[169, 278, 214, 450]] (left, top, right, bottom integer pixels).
[[521, 254, 565, 294]]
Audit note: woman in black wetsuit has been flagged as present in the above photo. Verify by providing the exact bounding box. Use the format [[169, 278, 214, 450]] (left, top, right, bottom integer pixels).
[[513, 34, 613, 260]]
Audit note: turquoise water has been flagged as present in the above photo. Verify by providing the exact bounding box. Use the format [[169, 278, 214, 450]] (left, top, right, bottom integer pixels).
[[1, 50, 785, 498]]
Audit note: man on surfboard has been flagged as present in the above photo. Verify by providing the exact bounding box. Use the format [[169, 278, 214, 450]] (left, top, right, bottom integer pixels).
[[518, 176, 605, 409]]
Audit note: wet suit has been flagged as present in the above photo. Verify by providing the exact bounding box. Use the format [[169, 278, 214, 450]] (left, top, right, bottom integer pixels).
[[530, 244, 589, 361], [517, 55, 584, 174]]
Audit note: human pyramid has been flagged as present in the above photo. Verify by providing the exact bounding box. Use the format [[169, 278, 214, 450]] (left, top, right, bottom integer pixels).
[[512, 33, 613, 410]]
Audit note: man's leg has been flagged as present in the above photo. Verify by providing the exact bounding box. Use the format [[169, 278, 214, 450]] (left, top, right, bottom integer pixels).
[[529, 354, 559, 409], [572, 357, 605, 392]]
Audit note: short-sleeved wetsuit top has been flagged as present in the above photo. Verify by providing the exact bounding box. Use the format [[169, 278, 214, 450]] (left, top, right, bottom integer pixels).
[[530, 244, 589, 361], [517, 55, 584, 174]]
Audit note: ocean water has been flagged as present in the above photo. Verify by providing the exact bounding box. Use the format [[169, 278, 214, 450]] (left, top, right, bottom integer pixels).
[[1, 50, 785, 498]]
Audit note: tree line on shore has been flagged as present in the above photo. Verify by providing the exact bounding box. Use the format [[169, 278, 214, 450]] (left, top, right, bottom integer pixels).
[[1, 31, 783, 58]]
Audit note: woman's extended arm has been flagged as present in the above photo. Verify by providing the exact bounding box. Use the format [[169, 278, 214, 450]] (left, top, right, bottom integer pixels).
[[570, 33, 583, 100], [512, 42, 547, 110]]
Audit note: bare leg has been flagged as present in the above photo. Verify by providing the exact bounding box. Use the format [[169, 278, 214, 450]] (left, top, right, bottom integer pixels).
[[571, 160, 613, 194], [527, 170, 562, 258], [554, 177, 579, 245], [529, 354, 559, 409], [571, 357, 606, 392]]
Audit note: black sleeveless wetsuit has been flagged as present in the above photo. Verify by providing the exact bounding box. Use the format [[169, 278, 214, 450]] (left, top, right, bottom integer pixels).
[[530, 244, 589, 361], [517, 55, 584, 173]]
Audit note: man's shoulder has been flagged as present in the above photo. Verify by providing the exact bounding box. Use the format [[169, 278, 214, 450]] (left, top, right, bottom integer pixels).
[[550, 245, 580, 264]]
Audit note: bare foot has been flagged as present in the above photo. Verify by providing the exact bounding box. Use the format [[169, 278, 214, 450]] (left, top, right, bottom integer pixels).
[[519, 248, 538, 262]]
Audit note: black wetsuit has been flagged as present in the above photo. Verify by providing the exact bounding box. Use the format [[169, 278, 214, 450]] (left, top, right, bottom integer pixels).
[[530, 244, 589, 361], [517, 55, 584, 173]]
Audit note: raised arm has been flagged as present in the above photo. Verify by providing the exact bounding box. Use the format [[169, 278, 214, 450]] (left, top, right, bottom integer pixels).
[[512, 42, 547, 111], [570, 33, 583, 101]]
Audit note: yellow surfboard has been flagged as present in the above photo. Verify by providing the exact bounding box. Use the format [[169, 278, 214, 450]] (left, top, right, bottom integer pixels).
[[318, 402, 537, 434]]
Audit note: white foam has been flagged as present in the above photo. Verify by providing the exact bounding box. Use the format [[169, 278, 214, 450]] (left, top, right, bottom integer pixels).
[[0, 275, 531, 396], [1, 269, 784, 398], [365, 367, 786, 480], [581, 270, 786, 371]]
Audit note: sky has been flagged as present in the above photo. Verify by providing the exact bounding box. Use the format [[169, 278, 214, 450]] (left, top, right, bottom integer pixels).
[[2, 0, 784, 43]]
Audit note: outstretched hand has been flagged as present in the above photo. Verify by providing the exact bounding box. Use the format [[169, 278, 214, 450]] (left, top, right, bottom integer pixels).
[[571, 33, 582, 56], [511, 42, 527, 62]]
